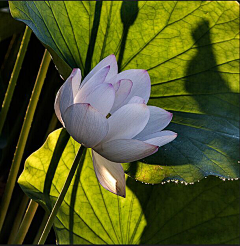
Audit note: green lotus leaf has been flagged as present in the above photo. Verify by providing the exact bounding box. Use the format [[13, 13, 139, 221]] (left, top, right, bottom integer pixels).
[[9, 1, 239, 183], [18, 128, 240, 244]]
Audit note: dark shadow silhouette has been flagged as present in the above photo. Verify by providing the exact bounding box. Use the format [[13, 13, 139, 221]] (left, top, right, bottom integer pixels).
[[184, 20, 231, 111], [43, 129, 69, 208], [126, 19, 234, 173], [118, 1, 139, 70], [84, 1, 102, 76], [129, 19, 234, 243]]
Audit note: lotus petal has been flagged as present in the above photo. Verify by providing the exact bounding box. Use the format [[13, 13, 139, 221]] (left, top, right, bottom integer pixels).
[[103, 103, 150, 142], [63, 103, 109, 148], [92, 150, 125, 197], [128, 96, 145, 104], [77, 83, 115, 116], [59, 68, 82, 116], [81, 54, 118, 86], [134, 106, 173, 139], [110, 79, 133, 113], [113, 69, 151, 107], [75, 65, 110, 103], [139, 130, 177, 146], [54, 84, 64, 126], [94, 139, 158, 163]]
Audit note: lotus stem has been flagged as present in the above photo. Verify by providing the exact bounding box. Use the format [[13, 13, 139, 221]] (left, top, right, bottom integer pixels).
[[7, 194, 30, 243], [0, 49, 51, 231], [0, 26, 32, 134], [8, 113, 58, 243], [38, 145, 86, 245], [12, 200, 38, 244], [12, 114, 58, 244]]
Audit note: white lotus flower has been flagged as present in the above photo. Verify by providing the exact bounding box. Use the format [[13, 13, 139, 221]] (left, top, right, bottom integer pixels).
[[54, 54, 177, 197]]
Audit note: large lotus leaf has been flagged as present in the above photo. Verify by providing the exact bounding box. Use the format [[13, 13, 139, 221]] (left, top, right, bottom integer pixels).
[[18, 128, 239, 244], [10, 1, 239, 183]]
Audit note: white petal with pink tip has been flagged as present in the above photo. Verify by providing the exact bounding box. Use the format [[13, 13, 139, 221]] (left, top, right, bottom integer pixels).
[[54, 55, 177, 198], [114, 69, 151, 107], [77, 83, 115, 116], [140, 130, 177, 146], [81, 54, 118, 86], [94, 139, 158, 163], [134, 106, 173, 139], [76, 65, 110, 102]]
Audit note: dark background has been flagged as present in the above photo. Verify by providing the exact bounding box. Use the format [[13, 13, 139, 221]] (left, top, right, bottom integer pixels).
[[0, 1, 61, 243]]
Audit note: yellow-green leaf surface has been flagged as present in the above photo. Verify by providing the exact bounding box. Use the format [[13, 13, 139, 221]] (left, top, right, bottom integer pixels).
[[19, 128, 239, 244], [9, 1, 239, 183]]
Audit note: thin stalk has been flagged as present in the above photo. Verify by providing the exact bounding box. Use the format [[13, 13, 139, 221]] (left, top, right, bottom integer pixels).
[[9, 113, 58, 243], [38, 146, 86, 245], [0, 50, 51, 231], [33, 212, 49, 244], [8, 113, 58, 243], [7, 195, 30, 244], [12, 200, 38, 244], [0, 26, 32, 134]]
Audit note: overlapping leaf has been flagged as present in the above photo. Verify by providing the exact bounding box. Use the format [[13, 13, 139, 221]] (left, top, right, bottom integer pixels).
[[9, 1, 240, 183], [19, 129, 240, 244]]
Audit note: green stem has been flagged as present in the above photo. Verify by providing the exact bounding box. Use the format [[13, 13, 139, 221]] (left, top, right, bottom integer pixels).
[[0, 26, 32, 134], [38, 146, 86, 245], [0, 49, 51, 231], [8, 113, 58, 243], [33, 212, 49, 244], [10, 113, 58, 243], [7, 195, 30, 244], [12, 200, 38, 244]]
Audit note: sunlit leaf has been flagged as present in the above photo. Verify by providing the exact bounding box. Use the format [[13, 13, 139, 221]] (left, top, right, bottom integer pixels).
[[19, 128, 240, 244], [9, 1, 239, 183]]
